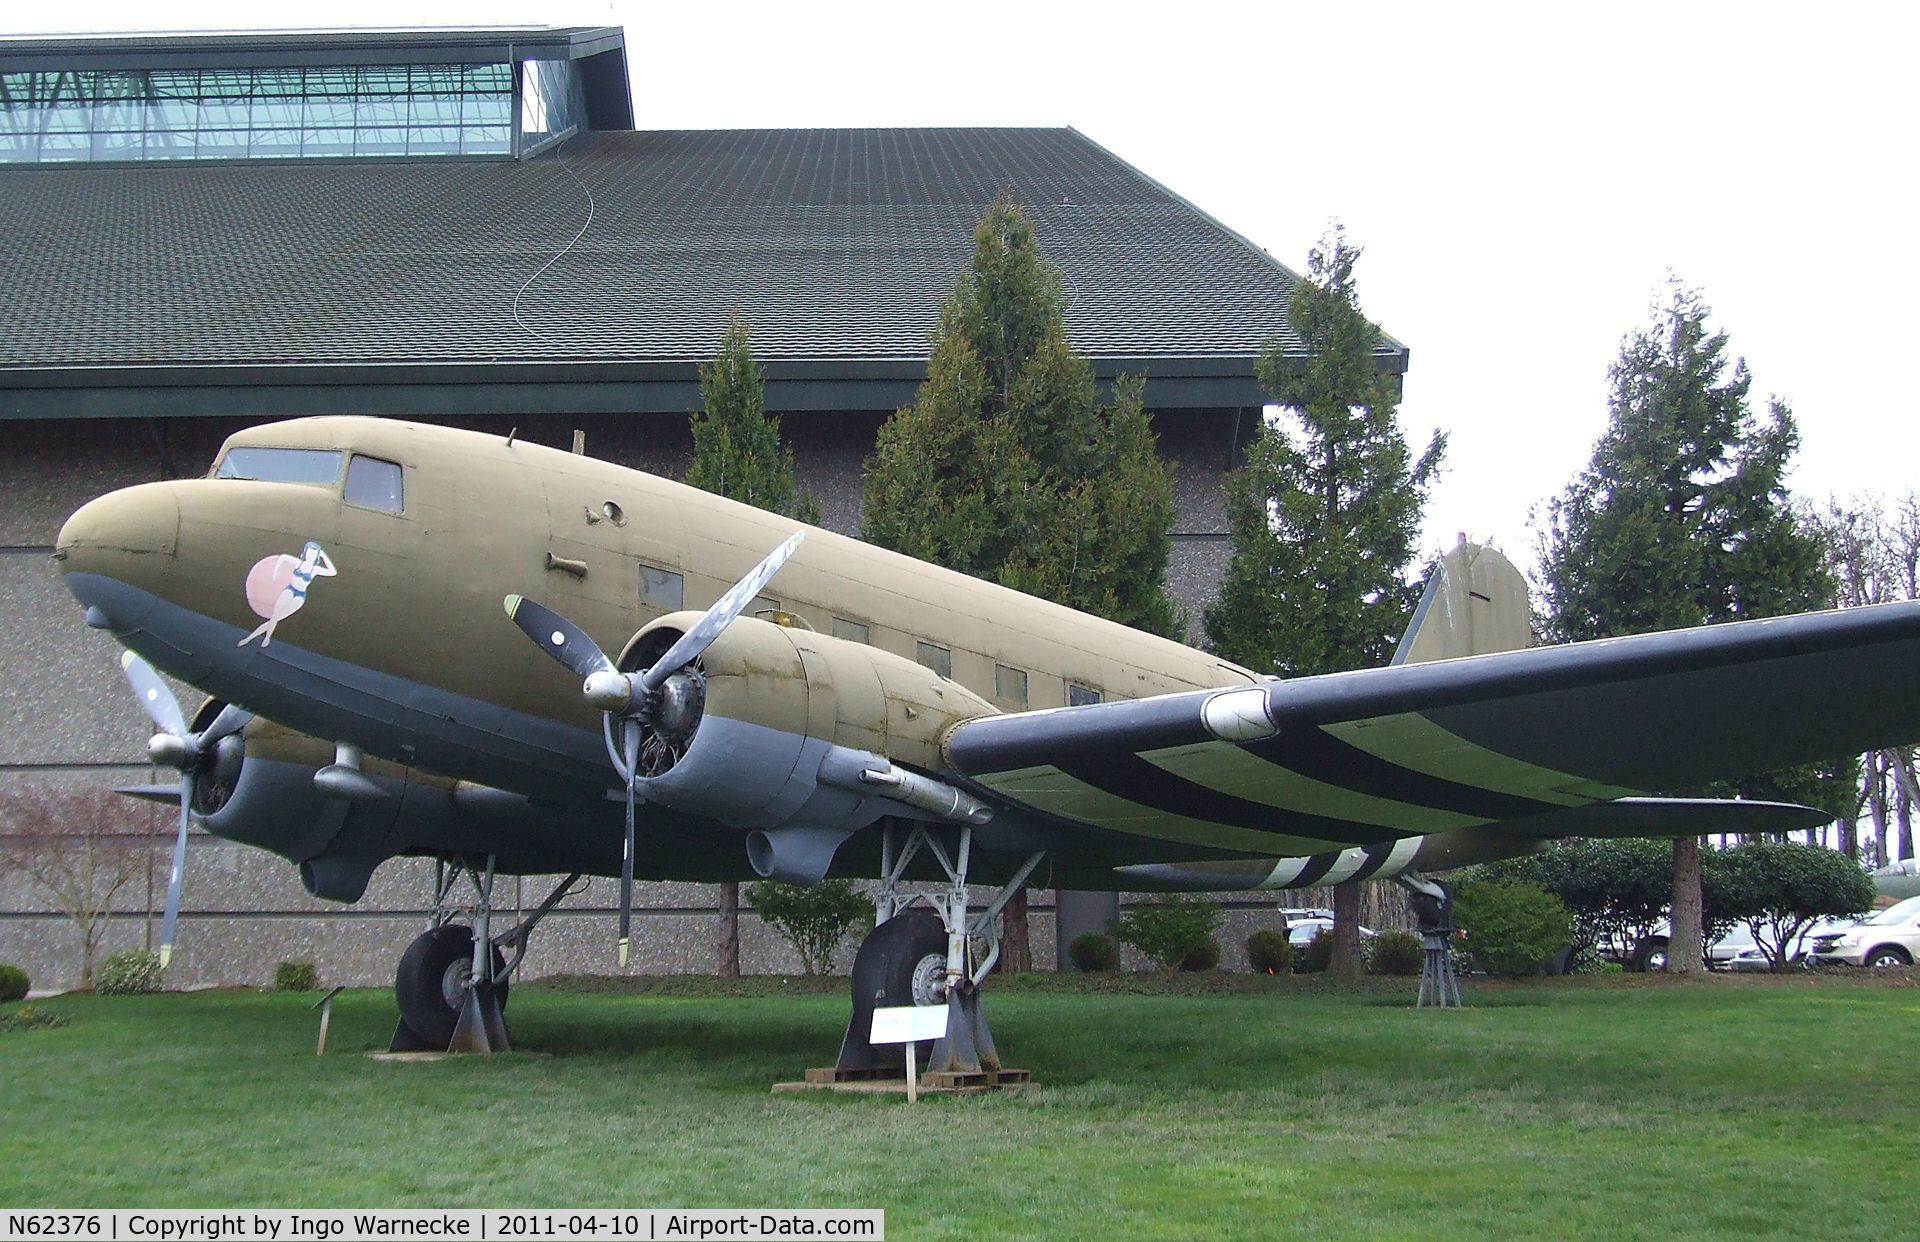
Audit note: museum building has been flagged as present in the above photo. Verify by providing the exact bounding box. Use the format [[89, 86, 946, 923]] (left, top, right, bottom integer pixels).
[[0, 26, 1409, 987]]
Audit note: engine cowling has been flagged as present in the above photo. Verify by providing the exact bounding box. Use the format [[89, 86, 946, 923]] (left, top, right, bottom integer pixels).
[[616, 613, 997, 880], [190, 715, 617, 902]]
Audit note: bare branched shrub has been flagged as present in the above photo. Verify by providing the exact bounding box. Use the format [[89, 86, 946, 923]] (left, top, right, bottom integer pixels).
[[0, 788, 161, 988]]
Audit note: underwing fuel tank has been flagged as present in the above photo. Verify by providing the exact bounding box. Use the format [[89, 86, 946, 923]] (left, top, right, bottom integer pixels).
[[616, 614, 999, 881]]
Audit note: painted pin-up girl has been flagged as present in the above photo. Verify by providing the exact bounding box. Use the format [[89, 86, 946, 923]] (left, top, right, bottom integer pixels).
[[238, 540, 337, 648]]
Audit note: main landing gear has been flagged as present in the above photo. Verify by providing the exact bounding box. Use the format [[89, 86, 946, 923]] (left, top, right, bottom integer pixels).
[[829, 824, 1043, 1083], [388, 856, 584, 1054], [1395, 871, 1462, 1008]]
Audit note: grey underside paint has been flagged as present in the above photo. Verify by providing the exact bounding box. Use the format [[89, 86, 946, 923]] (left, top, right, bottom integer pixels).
[[60, 572, 1251, 889]]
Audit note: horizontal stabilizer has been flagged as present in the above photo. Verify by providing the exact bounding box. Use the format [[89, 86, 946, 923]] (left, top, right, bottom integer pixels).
[[116, 783, 185, 805], [1513, 797, 1830, 839]]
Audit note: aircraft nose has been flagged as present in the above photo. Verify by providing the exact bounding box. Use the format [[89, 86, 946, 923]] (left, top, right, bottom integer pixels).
[[58, 482, 181, 562], [56, 484, 182, 626]]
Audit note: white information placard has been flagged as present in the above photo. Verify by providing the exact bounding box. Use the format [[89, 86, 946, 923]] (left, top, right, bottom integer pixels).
[[870, 1003, 948, 1044]]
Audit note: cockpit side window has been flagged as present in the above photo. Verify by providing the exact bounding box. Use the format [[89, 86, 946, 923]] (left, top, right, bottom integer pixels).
[[343, 455, 405, 514], [215, 447, 345, 487]]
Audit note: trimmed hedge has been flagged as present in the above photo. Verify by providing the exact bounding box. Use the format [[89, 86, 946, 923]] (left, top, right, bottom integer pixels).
[[1179, 936, 1222, 972], [1455, 880, 1573, 977], [1298, 930, 1334, 974], [273, 961, 320, 992], [0, 963, 28, 1003], [1068, 932, 1119, 973], [1246, 929, 1294, 974], [1368, 931, 1424, 976], [96, 950, 162, 995]]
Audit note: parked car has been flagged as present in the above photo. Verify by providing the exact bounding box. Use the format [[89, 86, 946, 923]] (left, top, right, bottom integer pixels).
[[1622, 919, 1848, 972], [1804, 895, 1920, 968], [1283, 916, 1377, 951]]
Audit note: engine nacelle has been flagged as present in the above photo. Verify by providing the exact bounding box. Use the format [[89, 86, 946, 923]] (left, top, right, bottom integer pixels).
[[189, 713, 612, 902], [619, 614, 997, 872]]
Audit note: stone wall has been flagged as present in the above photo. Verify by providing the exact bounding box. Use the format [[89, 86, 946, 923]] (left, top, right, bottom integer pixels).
[[0, 827, 1357, 990]]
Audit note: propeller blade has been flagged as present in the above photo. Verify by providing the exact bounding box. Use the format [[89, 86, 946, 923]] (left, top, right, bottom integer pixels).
[[120, 651, 186, 739], [617, 720, 640, 969], [640, 531, 804, 694], [158, 772, 193, 970], [115, 783, 186, 806], [199, 702, 253, 745], [504, 594, 616, 681]]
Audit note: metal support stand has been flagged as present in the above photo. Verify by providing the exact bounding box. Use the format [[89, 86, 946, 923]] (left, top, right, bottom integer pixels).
[[493, 871, 585, 985], [824, 824, 1042, 1084], [1417, 931, 1463, 1008], [448, 855, 510, 1054], [1397, 870, 1464, 1010]]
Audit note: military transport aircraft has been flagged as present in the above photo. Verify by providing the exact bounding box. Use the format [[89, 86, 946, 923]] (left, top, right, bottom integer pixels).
[[54, 416, 1920, 1066]]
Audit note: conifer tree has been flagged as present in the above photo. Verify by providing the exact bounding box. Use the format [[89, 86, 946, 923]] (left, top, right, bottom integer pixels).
[[686, 316, 815, 974], [863, 196, 1180, 636], [687, 316, 817, 524], [1205, 229, 1446, 678], [864, 198, 1181, 962], [1204, 227, 1445, 976], [1538, 282, 1840, 972]]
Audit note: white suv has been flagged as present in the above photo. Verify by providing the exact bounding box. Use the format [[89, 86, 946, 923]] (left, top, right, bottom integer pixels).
[[1804, 895, 1920, 968]]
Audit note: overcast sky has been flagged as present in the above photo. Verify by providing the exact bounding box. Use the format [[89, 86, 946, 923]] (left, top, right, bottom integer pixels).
[[17, 2, 1919, 562]]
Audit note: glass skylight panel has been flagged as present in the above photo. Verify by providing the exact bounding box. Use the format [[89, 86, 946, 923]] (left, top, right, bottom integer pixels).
[[0, 62, 521, 163]]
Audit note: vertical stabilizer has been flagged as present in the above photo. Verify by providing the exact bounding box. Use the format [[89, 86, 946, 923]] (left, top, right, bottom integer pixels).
[[1390, 539, 1533, 665]]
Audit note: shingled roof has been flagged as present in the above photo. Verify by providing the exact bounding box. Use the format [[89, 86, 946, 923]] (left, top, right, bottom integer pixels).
[[0, 127, 1407, 416]]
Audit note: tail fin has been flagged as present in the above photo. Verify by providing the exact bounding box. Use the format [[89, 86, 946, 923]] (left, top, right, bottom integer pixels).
[[1391, 539, 1533, 666]]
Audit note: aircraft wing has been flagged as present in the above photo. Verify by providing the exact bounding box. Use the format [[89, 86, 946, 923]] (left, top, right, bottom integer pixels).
[[944, 601, 1920, 858]]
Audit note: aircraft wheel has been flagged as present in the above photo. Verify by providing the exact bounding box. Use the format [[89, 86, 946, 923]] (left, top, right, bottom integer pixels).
[[833, 908, 948, 1071], [868, 908, 950, 1010], [395, 924, 509, 1048]]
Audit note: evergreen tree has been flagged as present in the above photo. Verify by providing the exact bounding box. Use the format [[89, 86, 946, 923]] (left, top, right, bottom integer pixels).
[[1538, 282, 1840, 971], [686, 316, 816, 974], [862, 196, 1180, 636], [1205, 228, 1446, 677], [687, 316, 818, 524], [1204, 227, 1445, 976], [864, 197, 1181, 959]]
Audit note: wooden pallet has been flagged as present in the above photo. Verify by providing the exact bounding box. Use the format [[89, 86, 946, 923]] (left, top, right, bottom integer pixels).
[[803, 1065, 897, 1084], [923, 1067, 1030, 1090], [792, 1065, 1031, 1090], [775, 1069, 1031, 1097]]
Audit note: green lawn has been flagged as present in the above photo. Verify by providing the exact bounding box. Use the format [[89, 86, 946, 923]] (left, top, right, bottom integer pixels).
[[1, 973, 1913, 1239]]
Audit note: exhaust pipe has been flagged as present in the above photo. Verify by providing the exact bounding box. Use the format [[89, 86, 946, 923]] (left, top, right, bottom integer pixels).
[[747, 824, 861, 886]]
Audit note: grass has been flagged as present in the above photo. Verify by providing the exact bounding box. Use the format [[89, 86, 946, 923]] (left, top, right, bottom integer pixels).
[[1, 971, 1914, 1239]]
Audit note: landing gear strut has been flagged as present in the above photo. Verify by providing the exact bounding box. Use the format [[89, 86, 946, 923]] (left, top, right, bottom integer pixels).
[[832, 824, 1043, 1079], [1396, 871, 1462, 1008], [388, 857, 584, 1053]]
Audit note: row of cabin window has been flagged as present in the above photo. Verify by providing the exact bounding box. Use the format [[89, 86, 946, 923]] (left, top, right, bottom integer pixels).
[[635, 561, 1104, 709]]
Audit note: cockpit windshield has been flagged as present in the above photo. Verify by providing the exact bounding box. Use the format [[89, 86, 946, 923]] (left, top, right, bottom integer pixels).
[[215, 447, 345, 487]]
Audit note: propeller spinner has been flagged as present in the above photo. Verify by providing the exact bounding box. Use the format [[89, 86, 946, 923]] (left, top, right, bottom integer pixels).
[[119, 651, 253, 969], [505, 530, 804, 966]]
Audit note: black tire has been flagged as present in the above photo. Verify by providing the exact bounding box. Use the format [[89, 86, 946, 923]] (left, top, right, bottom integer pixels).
[[1631, 937, 1669, 973], [394, 924, 508, 1048], [1865, 945, 1912, 969], [838, 909, 948, 1069], [859, 908, 949, 1010]]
